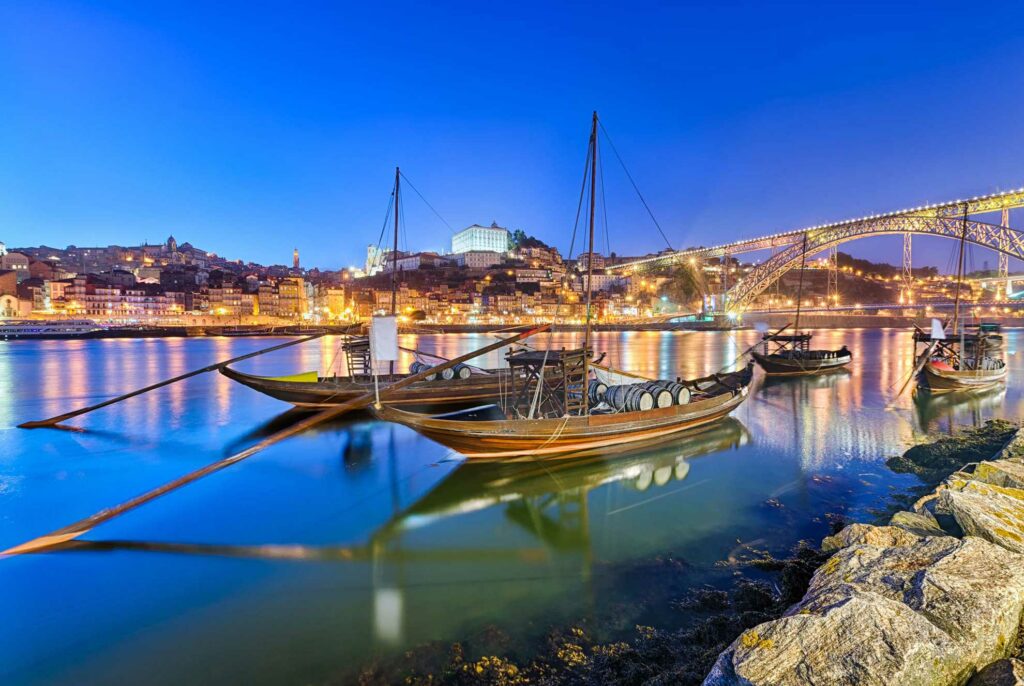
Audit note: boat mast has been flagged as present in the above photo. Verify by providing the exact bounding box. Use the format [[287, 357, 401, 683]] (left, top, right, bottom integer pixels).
[[391, 166, 400, 317], [582, 111, 598, 414], [389, 166, 400, 377], [951, 204, 968, 337], [793, 233, 808, 333]]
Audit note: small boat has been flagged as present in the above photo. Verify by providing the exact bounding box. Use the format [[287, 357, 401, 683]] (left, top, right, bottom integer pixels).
[[750, 233, 851, 376], [373, 113, 754, 460], [751, 333, 851, 376], [914, 209, 1007, 395], [281, 327, 327, 335], [0, 319, 105, 340], [915, 323, 1007, 394], [221, 326, 274, 337]]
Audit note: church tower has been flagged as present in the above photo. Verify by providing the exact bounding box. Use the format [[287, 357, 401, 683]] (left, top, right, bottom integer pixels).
[[293, 247, 300, 270]]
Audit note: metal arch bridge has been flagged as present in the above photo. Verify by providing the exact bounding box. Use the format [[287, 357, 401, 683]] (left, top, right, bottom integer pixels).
[[605, 187, 1024, 313]]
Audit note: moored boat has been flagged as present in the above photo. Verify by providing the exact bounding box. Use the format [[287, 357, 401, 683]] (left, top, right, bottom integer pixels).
[[749, 233, 851, 376], [913, 207, 1007, 395], [0, 319, 105, 340], [220, 363, 519, 409], [374, 362, 753, 459], [373, 112, 754, 460], [751, 333, 851, 376]]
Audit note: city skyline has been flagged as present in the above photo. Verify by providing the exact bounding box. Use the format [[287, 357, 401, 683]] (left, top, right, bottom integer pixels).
[[4, 2, 1024, 270]]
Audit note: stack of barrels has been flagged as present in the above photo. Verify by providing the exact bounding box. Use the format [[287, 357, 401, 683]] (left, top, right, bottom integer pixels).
[[409, 360, 472, 380], [591, 379, 691, 413]]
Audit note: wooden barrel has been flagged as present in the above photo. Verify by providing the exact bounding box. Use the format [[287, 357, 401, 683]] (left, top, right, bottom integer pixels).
[[588, 381, 608, 406], [452, 363, 472, 379], [604, 384, 655, 412], [639, 382, 673, 408], [648, 379, 690, 405], [409, 361, 438, 381], [441, 366, 456, 380]]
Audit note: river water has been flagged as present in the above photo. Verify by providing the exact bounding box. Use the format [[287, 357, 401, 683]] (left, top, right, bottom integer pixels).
[[1, 329, 1020, 684]]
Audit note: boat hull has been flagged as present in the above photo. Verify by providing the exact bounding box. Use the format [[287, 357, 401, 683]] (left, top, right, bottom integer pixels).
[[751, 350, 851, 376], [918, 361, 1008, 394], [373, 370, 753, 460], [220, 365, 515, 409]]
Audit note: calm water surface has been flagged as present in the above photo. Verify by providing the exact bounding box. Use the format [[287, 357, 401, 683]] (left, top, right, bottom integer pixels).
[[1, 329, 1020, 684]]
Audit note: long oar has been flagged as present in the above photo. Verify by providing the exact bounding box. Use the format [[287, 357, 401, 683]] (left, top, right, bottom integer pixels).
[[18, 333, 334, 429], [2, 324, 549, 556]]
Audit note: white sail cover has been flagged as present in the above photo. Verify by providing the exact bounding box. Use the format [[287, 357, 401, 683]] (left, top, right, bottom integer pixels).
[[931, 318, 946, 340], [592, 364, 656, 387], [370, 315, 399, 362]]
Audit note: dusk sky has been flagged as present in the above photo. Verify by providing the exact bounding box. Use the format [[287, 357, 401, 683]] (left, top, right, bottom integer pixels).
[[3, 1, 1024, 271]]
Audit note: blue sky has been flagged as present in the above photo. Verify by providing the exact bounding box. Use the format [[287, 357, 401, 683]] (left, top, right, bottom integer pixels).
[[2, 1, 1024, 271]]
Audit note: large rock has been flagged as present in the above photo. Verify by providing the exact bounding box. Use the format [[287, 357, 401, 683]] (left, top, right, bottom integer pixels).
[[704, 586, 969, 686], [939, 478, 1024, 554], [820, 523, 924, 552], [889, 509, 948, 538], [971, 461, 1024, 490], [968, 658, 1024, 686], [704, 532, 1024, 686]]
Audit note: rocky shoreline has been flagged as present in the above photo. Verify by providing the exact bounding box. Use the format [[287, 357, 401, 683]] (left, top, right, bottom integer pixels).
[[706, 419, 1024, 686]]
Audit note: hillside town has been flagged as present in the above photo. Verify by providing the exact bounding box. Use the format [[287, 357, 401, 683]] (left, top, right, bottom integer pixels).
[[0, 223, 1002, 326]]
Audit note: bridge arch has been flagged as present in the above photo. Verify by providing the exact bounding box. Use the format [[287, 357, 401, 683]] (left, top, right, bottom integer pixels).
[[726, 215, 1024, 313]]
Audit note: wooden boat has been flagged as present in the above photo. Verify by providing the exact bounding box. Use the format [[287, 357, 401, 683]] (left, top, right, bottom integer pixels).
[[913, 209, 1007, 395], [750, 234, 851, 376], [751, 333, 851, 376], [221, 326, 274, 337], [915, 324, 1007, 394], [375, 112, 754, 459], [220, 364, 518, 409], [374, 363, 753, 459]]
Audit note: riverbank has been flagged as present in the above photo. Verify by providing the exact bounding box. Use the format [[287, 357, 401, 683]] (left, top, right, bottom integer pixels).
[[706, 419, 1024, 686], [7, 313, 1024, 339]]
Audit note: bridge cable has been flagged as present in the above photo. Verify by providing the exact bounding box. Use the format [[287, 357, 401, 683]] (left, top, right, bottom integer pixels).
[[597, 120, 674, 251]]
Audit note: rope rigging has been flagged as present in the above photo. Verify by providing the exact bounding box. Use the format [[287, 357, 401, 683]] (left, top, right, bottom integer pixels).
[[597, 120, 674, 252]]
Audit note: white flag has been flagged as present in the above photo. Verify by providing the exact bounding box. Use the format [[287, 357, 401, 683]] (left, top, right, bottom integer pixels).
[[930, 318, 946, 340], [370, 315, 399, 362]]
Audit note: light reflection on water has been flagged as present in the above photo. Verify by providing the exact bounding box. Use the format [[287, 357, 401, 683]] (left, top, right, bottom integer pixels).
[[0, 329, 1020, 685]]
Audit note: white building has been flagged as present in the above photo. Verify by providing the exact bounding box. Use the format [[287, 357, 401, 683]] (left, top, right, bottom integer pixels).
[[452, 250, 503, 269], [451, 223, 510, 254], [0, 241, 7, 256]]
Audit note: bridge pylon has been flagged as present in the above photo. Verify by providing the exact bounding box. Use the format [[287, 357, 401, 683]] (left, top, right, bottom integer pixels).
[[901, 233, 913, 305], [1000, 208, 1010, 285]]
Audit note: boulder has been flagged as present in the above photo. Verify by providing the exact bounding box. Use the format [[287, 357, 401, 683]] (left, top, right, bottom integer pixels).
[[820, 523, 924, 553], [704, 535, 1024, 685], [969, 658, 1024, 686], [703, 586, 971, 686], [889, 509, 948, 538], [971, 460, 1024, 490], [939, 479, 1024, 554]]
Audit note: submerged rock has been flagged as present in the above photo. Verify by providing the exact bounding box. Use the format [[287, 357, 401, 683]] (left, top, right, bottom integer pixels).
[[886, 420, 1018, 483], [969, 658, 1024, 686]]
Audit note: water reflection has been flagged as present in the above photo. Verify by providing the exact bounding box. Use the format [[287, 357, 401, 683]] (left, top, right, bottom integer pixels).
[[2, 330, 1023, 686]]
